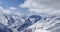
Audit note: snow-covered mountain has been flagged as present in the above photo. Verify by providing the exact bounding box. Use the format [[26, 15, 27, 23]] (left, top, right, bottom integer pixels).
[[0, 12, 60, 32], [23, 15, 60, 32]]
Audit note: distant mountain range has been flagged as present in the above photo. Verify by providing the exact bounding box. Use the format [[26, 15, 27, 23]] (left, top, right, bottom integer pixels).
[[0, 12, 60, 32]]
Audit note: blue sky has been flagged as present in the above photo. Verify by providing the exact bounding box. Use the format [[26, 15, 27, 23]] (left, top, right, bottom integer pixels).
[[0, 0, 60, 14], [0, 0, 25, 9], [0, 0, 30, 14]]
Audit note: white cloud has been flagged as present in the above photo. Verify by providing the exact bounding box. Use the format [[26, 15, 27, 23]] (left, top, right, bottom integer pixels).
[[10, 7, 17, 10], [19, 0, 60, 14], [0, 7, 11, 14], [0, 7, 8, 14], [9, 7, 21, 14], [0, 7, 19, 14]]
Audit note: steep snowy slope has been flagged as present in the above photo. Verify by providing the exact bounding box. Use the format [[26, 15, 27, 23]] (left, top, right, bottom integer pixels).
[[0, 10, 60, 32], [0, 11, 26, 32], [24, 15, 60, 32], [17, 15, 42, 31]]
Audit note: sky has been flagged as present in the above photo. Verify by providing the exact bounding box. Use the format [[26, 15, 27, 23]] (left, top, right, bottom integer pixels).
[[0, 0, 25, 9], [0, 0, 60, 15], [19, 0, 60, 14], [0, 0, 28, 14]]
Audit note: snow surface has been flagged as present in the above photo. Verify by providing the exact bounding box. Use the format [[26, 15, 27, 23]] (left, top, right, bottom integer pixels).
[[0, 11, 60, 32]]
